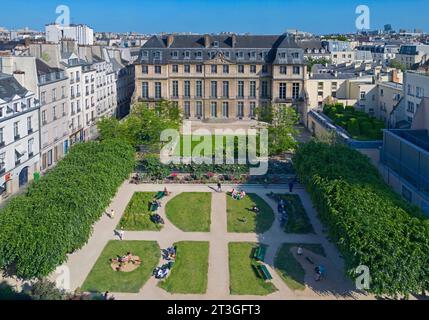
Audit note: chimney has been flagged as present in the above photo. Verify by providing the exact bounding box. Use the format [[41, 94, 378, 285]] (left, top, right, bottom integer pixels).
[[204, 34, 211, 48], [13, 71, 26, 87], [231, 34, 237, 48], [167, 35, 174, 48]]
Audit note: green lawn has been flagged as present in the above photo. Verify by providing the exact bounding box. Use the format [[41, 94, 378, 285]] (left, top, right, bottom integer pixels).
[[81, 241, 160, 293], [158, 241, 209, 294], [227, 193, 274, 233], [277, 194, 314, 234], [229, 242, 277, 295], [166, 192, 211, 232], [118, 192, 162, 231], [173, 135, 258, 157], [274, 243, 326, 291]]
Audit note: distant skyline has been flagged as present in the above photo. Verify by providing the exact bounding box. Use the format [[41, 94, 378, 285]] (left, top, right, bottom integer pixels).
[[0, 0, 428, 35]]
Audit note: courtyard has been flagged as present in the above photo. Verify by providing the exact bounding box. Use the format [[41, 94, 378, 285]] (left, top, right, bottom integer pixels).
[[63, 182, 367, 300]]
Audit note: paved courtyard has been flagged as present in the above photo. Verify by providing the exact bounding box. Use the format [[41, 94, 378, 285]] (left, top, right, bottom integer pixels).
[[62, 181, 372, 300]]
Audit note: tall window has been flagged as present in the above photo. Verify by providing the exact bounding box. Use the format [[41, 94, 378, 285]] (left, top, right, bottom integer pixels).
[[0, 128, 4, 144], [196, 101, 203, 117], [172, 81, 179, 98], [184, 101, 191, 117], [142, 82, 149, 98], [196, 64, 203, 73], [211, 65, 217, 74], [237, 102, 244, 117], [250, 65, 256, 73], [280, 66, 287, 74], [154, 65, 162, 74], [14, 121, 19, 139], [172, 65, 178, 73], [222, 81, 229, 98], [238, 65, 244, 73], [211, 81, 217, 98], [155, 82, 162, 99], [292, 83, 300, 99], [184, 65, 190, 73], [210, 102, 217, 118], [222, 102, 229, 118], [184, 81, 191, 98], [249, 81, 256, 98], [238, 81, 244, 98], [261, 81, 268, 98], [223, 65, 229, 74], [279, 83, 287, 100], [28, 138, 34, 156], [293, 66, 300, 75], [142, 65, 148, 74], [196, 80, 203, 98], [249, 102, 256, 118], [27, 116, 32, 132]]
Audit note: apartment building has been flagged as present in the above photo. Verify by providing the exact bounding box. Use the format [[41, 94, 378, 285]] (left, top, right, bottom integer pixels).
[[36, 59, 69, 172], [46, 23, 94, 45], [403, 70, 429, 123], [134, 34, 306, 121], [0, 73, 40, 201], [396, 44, 429, 68]]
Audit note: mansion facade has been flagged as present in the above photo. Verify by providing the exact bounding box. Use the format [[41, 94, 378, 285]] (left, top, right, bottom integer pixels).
[[134, 34, 306, 121]]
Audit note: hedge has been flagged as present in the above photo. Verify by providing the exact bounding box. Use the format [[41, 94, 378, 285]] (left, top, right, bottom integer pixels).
[[0, 139, 135, 279], [293, 141, 429, 297]]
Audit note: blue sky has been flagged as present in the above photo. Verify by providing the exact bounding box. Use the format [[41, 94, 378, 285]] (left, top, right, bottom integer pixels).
[[0, 0, 427, 34]]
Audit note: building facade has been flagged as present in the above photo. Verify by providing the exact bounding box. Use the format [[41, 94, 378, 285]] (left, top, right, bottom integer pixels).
[[0, 73, 40, 202], [46, 24, 94, 46], [134, 34, 306, 121]]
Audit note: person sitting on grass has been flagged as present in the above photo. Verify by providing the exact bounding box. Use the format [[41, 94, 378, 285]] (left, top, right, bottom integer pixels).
[[252, 205, 260, 213]]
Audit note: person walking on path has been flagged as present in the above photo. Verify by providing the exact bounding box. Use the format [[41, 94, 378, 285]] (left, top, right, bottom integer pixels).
[[109, 209, 115, 219], [217, 181, 222, 193], [289, 181, 294, 193]]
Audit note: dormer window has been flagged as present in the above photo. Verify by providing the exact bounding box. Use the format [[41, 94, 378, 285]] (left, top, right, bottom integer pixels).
[[250, 51, 256, 59], [237, 51, 244, 59], [213, 41, 219, 48], [142, 51, 149, 58], [154, 51, 161, 59], [184, 51, 191, 59], [280, 52, 286, 58], [196, 51, 203, 59], [224, 51, 230, 58], [292, 52, 300, 59], [172, 51, 179, 59]]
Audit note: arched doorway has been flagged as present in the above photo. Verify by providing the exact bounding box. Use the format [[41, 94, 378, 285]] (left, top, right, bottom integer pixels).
[[19, 167, 29, 188]]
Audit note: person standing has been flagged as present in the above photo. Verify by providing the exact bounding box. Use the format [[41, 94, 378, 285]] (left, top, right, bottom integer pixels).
[[217, 181, 222, 193], [289, 181, 294, 193], [110, 209, 115, 219], [119, 227, 125, 241]]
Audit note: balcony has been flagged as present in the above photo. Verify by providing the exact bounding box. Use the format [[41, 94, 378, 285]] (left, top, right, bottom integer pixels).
[[14, 134, 20, 141], [15, 159, 21, 166], [28, 128, 33, 135], [29, 152, 34, 158], [76, 93, 81, 98], [71, 94, 75, 100], [70, 79, 75, 84], [0, 141, 5, 148]]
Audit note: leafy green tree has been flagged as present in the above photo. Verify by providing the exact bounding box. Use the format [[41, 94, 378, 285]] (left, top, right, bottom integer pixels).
[[306, 57, 332, 73], [257, 104, 299, 156], [389, 59, 406, 72]]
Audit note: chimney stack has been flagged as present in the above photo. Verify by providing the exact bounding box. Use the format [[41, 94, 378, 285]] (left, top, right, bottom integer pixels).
[[231, 34, 237, 48], [167, 35, 174, 48], [13, 71, 26, 87], [204, 34, 211, 48]]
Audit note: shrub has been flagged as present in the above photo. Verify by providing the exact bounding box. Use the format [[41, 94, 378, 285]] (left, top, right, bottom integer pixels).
[[293, 141, 429, 298], [0, 139, 135, 279], [346, 118, 360, 136], [359, 121, 373, 136]]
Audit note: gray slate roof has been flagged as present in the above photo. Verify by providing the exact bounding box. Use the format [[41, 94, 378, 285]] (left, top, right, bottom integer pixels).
[[0, 73, 29, 102]]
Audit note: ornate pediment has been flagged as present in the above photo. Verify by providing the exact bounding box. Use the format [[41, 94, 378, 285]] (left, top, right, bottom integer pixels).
[[206, 51, 233, 64]]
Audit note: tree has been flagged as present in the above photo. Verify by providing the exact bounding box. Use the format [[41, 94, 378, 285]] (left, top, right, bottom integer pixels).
[[97, 101, 183, 149], [389, 59, 406, 72], [257, 104, 299, 156], [306, 57, 332, 74]]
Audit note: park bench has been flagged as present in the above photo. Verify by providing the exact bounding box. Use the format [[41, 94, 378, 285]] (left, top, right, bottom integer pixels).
[[155, 191, 166, 200], [253, 246, 266, 262], [252, 264, 272, 281]]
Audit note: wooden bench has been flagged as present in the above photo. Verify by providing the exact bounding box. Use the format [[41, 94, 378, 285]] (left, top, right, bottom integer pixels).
[[253, 246, 266, 262]]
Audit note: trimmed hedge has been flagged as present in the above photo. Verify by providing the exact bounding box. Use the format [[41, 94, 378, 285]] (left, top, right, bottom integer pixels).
[[0, 139, 135, 279], [293, 141, 429, 297]]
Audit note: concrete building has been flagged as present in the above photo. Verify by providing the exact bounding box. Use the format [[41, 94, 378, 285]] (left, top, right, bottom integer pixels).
[[46, 24, 94, 45], [322, 40, 356, 65], [396, 44, 429, 68], [0, 73, 40, 202], [355, 44, 399, 65], [134, 34, 306, 121]]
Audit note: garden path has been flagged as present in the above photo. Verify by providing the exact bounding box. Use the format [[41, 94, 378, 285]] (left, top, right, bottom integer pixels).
[[59, 182, 372, 300]]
